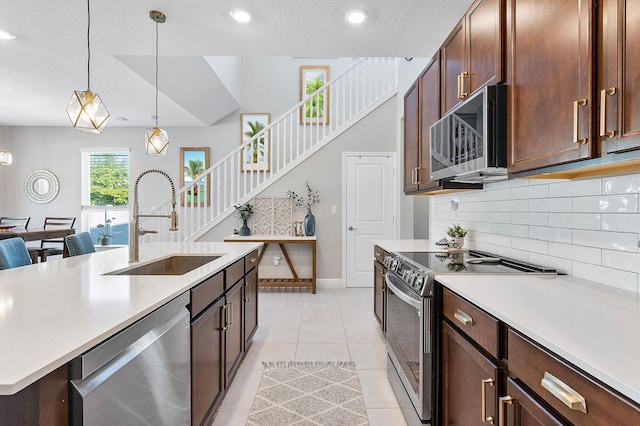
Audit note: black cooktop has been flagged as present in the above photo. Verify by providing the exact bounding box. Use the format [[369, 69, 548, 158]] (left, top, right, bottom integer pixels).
[[396, 250, 557, 274]]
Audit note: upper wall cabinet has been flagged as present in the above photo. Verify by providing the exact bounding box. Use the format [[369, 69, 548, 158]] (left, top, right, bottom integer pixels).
[[441, 0, 505, 115], [404, 80, 420, 193], [599, 0, 640, 154], [507, 0, 594, 173]]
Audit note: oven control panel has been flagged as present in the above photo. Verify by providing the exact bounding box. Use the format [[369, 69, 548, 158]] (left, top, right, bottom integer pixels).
[[384, 255, 428, 294]]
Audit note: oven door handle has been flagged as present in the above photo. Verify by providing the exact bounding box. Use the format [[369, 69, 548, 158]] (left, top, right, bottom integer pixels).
[[385, 272, 423, 309]]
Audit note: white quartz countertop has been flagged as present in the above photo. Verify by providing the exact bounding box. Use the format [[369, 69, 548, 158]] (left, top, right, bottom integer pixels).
[[0, 241, 262, 395], [438, 273, 640, 404]]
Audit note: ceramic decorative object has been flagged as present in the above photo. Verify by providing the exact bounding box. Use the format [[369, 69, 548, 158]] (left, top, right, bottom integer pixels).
[[239, 219, 251, 236], [452, 237, 464, 249], [304, 212, 316, 236]]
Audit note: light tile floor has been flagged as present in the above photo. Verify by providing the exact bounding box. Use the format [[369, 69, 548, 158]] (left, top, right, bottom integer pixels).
[[212, 287, 408, 426]]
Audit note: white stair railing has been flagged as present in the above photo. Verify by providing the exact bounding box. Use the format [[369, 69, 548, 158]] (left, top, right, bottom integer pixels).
[[142, 57, 398, 242]]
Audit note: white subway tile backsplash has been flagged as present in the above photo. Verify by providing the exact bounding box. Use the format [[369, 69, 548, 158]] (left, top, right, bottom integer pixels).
[[430, 173, 640, 291], [512, 212, 548, 226], [571, 262, 638, 293], [529, 197, 573, 212], [572, 195, 638, 213], [548, 213, 601, 230], [602, 173, 640, 194], [512, 237, 548, 254], [548, 242, 601, 264], [602, 250, 640, 274], [572, 229, 639, 252], [549, 179, 601, 197], [528, 226, 572, 243], [601, 214, 640, 233], [497, 224, 529, 238], [512, 184, 549, 200]]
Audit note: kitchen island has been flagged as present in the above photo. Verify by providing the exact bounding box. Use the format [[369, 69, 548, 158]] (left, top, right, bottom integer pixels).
[[0, 241, 261, 399]]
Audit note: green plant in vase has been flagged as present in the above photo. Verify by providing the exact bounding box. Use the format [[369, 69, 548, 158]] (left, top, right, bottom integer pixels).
[[445, 223, 468, 249], [287, 182, 320, 236], [234, 202, 253, 236]]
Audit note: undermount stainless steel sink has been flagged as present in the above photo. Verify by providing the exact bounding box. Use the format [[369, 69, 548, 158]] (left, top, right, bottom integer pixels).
[[107, 255, 221, 276]]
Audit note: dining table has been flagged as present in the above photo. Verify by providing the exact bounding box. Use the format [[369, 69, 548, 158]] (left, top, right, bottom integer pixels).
[[0, 227, 76, 258]]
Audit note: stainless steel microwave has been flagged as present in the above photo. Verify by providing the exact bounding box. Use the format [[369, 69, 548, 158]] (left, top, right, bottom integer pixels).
[[429, 85, 507, 183]]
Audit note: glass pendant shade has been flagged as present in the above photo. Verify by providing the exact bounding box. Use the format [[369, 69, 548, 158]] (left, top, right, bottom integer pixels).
[[0, 151, 12, 165], [145, 127, 169, 155], [67, 90, 110, 133]]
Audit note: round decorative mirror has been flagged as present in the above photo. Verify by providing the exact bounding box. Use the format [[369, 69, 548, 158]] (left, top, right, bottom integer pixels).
[[24, 169, 60, 204]]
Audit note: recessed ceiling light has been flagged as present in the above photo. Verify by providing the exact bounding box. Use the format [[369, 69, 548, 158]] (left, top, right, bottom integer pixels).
[[230, 8, 252, 23], [345, 9, 367, 24], [0, 29, 16, 40]]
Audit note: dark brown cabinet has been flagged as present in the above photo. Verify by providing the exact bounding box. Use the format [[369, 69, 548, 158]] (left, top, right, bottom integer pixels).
[[441, 0, 504, 114], [244, 266, 258, 350], [442, 321, 499, 425], [500, 377, 565, 426], [373, 246, 386, 329], [507, 0, 594, 173], [224, 281, 244, 388], [599, 0, 640, 154], [191, 297, 225, 426], [404, 80, 420, 193]]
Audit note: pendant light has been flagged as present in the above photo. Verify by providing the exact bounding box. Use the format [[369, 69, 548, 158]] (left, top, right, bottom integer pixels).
[[66, 0, 110, 133], [145, 10, 169, 156]]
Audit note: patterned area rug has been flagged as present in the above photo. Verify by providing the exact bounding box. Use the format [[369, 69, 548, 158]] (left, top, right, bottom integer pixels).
[[246, 361, 369, 426]]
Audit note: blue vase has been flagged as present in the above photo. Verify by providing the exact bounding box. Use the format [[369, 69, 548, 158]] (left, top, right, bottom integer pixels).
[[304, 212, 315, 236], [239, 219, 250, 236]]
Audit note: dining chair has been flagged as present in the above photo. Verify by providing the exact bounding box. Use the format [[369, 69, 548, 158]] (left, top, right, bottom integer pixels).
[[29, 217, 76, 262], [0, 237, 32, 270], [0, 216, 31, 229], [65, 232, 96, 257]]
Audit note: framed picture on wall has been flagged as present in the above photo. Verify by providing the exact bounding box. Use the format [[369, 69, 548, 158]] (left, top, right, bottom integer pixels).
[[180, 147, 210, 206], [241, 113, 271, 172], [300, 65, 330, 125]]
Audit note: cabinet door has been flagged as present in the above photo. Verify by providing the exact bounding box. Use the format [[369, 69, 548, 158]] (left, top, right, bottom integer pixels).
[[507, 0, 594, 173], [225, 282, 244, 387], [467, 0, 504, 93], [404, 81, 420, 193], [441, 19, 467, 114], [600, 0, 640, 153], [191, 297, 224, 426], [244, 267, 258, 350], [418, 54, 442, 190], [501, 377, 565, 426], [373, 260, 385, 329], [442, 322, 499, 426]]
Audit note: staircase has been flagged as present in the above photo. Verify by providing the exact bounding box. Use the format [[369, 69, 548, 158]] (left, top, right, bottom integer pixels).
[[143, 57, 398, 242]]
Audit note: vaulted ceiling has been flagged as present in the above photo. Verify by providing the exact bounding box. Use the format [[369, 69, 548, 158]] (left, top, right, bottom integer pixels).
[[0, 0, 473, 127]]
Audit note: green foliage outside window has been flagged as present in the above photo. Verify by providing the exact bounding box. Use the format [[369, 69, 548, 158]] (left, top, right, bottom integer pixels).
[[90, 153, 129, 206]]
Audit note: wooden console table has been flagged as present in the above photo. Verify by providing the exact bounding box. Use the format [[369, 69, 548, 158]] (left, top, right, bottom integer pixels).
[[225, 235, 317, 293]]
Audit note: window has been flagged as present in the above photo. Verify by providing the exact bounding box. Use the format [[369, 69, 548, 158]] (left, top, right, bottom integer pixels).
[[81, 150, 130, 245]]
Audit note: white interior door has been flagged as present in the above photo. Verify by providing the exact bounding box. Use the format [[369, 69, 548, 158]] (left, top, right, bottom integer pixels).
[[344, 154, 395, 287]]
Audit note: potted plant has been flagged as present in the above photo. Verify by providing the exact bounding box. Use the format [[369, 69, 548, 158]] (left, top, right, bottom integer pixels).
[[445, 223, 467, 249], [234, 202, 253, 236], [96, 222, 112, 246], [287, 182, 320, 236]]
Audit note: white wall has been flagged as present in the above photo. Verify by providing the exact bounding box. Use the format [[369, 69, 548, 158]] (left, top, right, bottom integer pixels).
[[429, 174, 640, 292]]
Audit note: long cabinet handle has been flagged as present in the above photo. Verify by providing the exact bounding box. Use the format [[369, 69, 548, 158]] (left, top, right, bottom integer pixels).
[[498, 395, 513, 426], [460, 71, 469, 98], [541, 371, 587, 413], [454, 309, 473, 326], [573, 99, 588, 144], [481, 378, 495, 424], [457, 74, 463, 99], [221, 305, 228, 331], [599, 87, 617, 138], [228, 301, 233, 326], [416, 166, 420, 184]]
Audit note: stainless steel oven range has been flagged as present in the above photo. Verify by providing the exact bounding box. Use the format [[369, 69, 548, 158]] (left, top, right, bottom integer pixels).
[[383, 250, 556, 425]]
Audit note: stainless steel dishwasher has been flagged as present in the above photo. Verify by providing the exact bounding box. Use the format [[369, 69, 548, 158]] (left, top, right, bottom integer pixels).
[[70, 292, 191, 426]]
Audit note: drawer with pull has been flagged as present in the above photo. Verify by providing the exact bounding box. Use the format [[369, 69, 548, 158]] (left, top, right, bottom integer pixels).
[[245, 249, 259, 272], [507, 328, 640, 425], [374, 246, 387, 264], [443, 288, 499, 359]]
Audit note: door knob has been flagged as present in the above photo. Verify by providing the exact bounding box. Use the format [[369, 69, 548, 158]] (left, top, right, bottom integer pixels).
[[348, 226, 358, 231]]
